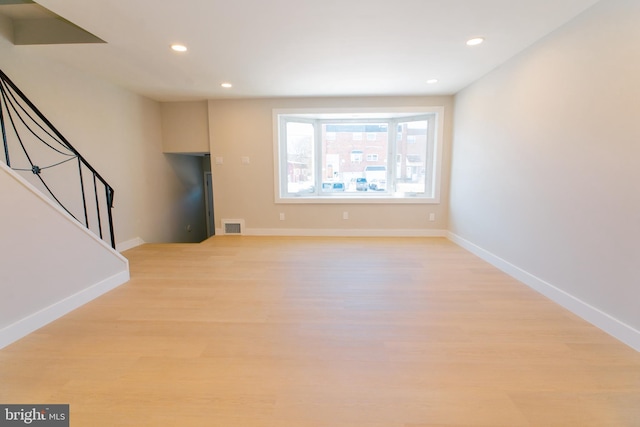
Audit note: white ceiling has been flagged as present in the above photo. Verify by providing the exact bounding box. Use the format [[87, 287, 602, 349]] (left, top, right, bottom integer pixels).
[[21, 0, 601, 101]]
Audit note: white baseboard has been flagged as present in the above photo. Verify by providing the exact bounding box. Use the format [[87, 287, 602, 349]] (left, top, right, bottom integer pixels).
[[215, 228, 448, 237], [447, 232, 640, 352], [0, 270, 130, 350], [117, 237, 145, 252]]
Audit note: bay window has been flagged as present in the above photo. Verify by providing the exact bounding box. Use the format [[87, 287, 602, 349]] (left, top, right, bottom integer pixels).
[[273, 107, 444, 203]]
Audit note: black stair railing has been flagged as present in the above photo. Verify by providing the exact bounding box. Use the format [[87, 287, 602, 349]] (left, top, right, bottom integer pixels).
[[0, 69, 116, 249]]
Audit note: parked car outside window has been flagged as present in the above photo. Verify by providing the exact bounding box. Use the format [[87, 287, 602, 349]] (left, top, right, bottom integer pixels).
[[355, 178, 368, 191], [322, 182, 346, 192]]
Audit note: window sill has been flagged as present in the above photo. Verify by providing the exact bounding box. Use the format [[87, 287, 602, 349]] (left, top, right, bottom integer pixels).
[[275, 194, 440, 204]]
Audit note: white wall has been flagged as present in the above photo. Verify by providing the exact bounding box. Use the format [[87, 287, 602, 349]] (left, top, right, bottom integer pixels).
[[161, 101, 210, 154], [0, 34, 206, 244], [450, 0, 640, 349], [0, 163, 129, 348], [208, 96, 453, 235]]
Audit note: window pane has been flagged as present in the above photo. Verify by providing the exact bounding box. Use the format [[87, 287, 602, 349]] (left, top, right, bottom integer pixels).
[[322, 123, 388, 193], [286, 122, 315, 194], [395, 120, 428, 194]]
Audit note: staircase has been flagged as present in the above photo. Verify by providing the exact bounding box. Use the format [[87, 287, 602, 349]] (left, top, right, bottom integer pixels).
[[0, 69, 129, 349]]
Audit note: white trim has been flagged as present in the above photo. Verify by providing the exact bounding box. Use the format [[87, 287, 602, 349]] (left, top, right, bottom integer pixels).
[[117, 237, 145, 252], [273, 196, 441, 205], [0, 270, 130, 350], [447, 232, 640, 352], [216, 227, 447, 237]]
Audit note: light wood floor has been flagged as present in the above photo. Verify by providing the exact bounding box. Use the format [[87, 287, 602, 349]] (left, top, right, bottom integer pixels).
[[1, 236, 639, 426]]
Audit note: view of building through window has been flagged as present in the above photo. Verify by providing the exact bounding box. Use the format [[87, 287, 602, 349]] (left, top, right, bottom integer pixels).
[[322, 123, 389, 192]]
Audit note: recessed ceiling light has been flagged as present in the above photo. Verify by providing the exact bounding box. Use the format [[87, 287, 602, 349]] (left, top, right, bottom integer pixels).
[[171, 44, 187, 52], [427, 79, 439, 84], [221, 83, 233, 88], [466, 37, 484, 46]]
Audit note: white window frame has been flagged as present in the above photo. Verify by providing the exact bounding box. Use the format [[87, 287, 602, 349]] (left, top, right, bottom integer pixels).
[[273, 107, 444, 204]]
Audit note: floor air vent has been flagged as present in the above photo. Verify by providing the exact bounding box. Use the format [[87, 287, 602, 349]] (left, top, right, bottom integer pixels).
[[222, 219, 245, 235]]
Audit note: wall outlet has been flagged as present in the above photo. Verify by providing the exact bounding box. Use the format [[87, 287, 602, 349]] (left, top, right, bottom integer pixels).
[[279, 213, 285, 221], [214, 157, 223, 165], [429, 213, 436, 221], [241, 156, 250, 165], [343, 211, 349, 220]]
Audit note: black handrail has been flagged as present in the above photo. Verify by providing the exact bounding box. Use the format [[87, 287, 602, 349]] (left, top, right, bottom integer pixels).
[[0, 69, 116, 249]]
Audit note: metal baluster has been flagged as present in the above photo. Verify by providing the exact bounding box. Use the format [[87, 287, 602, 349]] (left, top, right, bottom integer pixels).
[[93, 172, 103, 239]]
